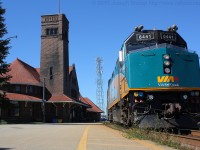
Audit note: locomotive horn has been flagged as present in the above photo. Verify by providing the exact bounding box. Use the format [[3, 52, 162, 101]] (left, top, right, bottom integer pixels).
[[134, 25, 143, 32], [172, 24, 178, 32], [167, 26, 172, 31], [134, 26, 139, 32], [138, 25, 143, 32]]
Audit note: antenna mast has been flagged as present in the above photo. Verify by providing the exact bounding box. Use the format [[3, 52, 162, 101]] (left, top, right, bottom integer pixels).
[[58, 0, 60, 14], [96, 57, 104, 115]]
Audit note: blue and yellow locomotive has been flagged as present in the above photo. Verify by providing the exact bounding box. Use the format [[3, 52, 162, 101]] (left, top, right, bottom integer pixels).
[[107, 25, 200, 129]]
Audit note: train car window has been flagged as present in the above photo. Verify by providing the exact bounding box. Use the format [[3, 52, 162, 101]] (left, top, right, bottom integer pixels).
[[127, 43, 145, 51]]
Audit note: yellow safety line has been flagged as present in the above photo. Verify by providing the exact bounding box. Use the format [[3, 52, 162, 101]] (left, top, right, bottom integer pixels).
[[77, 126, 90, 150]]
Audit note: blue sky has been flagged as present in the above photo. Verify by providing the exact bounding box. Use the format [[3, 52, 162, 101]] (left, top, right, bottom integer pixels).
[[2, 0, 200, 112]]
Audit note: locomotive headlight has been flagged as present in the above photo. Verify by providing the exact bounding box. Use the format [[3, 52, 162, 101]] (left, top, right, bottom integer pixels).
[[147, 94, 154, 100], [163, 54, 170, 60], [195, 91, 200, 96], [138, 92, 143, 97], [164, 68, 171, 74], [164, 60, 170, 66], [134, 92, 139, 97], [183, 94, 188, 100]]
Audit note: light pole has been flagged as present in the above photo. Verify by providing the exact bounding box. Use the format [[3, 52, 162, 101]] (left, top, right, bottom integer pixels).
[[42, 78, 46, 122]]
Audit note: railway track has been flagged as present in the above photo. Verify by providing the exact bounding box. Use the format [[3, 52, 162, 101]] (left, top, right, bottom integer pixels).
[[106, 123, 200, 149], [152, 130, 200, 150], [173, 131, 200, 150], [191, 130, 200, 137]]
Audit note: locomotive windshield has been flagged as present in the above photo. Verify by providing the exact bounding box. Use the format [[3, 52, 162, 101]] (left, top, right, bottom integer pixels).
[[125, 30, 187, 52], [127, 41, 157, 51]]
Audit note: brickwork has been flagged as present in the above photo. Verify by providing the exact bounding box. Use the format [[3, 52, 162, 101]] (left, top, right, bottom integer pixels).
[[40, 14, 69, 96]]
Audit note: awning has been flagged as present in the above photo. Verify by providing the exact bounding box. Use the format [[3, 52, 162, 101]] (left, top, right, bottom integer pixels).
[[45, 95, 91, 108], [5, 93, 42, 102]]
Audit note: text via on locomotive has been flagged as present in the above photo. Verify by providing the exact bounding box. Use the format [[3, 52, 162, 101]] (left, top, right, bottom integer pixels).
[[157, 76, 179, 83], [157, 76, 179, 87]]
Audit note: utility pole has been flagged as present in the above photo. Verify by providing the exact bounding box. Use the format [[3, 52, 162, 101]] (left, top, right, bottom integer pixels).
[[96, 57, 104, 116]]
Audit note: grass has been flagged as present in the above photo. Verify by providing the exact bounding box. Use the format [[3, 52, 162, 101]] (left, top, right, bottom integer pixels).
[[104, 122, 192, 150]]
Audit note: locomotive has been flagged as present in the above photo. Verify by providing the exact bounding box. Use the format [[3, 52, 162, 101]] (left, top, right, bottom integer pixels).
[[107, 25, 200, 129]]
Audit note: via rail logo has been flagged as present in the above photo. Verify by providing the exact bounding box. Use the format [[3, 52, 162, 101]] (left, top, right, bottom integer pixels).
[[157, 76, 179, 87]]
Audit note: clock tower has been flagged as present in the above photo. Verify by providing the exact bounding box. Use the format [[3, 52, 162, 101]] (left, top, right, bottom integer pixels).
[[40, 14, 69, 96]]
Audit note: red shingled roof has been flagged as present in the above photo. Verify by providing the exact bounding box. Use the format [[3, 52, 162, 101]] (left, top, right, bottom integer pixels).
[[8, 58, 40, 85], [35, 68, 40, 75], [80, 97, 103, 113], [6, 93, 41, 101], [48, 94, 74, 102], [48, 95, 91, 107]]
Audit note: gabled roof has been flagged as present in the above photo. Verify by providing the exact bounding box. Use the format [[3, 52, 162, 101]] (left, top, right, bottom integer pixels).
[[80, 97, 104, 113], [8, 58, 40, 85]]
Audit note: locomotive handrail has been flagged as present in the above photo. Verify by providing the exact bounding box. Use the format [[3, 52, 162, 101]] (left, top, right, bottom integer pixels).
[[141, 53, 156, 56], [175, 53, 189, 56]]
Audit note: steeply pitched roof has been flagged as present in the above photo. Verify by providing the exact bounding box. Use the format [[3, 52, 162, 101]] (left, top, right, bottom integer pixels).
[[8, 58, 40, 85], [80, 97, 104, 113]]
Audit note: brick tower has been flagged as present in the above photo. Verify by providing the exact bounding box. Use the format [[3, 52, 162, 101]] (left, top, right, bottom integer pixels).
[[40, 14, 69, 96]]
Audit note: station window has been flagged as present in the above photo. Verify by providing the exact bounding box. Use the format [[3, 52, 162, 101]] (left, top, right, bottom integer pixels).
[[14, 105, 19, 117], [50, 67, 53, 80], [46, 28, 58, 36], [10, 101, 19, 117], [26, 86, 33, 93], [15, 85, 20, 92]]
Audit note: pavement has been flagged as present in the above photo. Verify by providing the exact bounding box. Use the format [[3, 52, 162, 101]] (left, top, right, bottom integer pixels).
[[0, 123, 177, 150]]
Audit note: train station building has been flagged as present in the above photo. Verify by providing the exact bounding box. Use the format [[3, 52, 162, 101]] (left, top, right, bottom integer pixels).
[[0, 14, 103, 123]]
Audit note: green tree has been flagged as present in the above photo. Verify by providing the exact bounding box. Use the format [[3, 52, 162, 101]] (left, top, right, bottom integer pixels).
[[0, 2, 11, 100]]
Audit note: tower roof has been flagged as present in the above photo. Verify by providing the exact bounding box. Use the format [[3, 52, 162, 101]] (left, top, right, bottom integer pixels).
[[8, 58, 40, 85]]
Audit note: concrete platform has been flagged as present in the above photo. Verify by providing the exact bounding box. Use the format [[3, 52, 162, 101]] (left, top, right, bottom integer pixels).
[[0, 123, 176, 150]]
